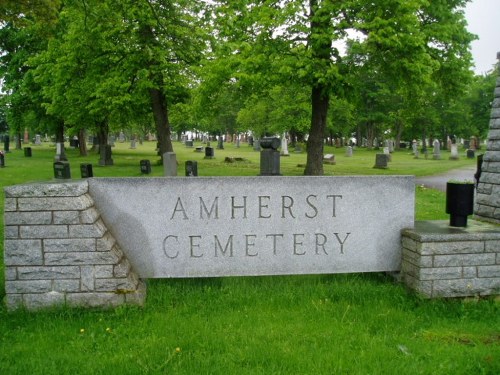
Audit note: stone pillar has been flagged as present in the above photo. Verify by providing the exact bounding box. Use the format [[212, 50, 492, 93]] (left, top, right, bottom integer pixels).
[[3, 181, 145, 310], [475, 52, 500, 224]]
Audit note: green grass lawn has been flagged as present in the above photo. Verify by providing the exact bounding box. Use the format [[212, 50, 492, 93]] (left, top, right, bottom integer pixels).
[[0, 140, 498, 375]]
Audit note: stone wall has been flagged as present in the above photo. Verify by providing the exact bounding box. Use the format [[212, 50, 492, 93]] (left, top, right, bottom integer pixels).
[[4, 181, 145, 310], [475, 53, 500, 224], [401, 221, 500, 298]]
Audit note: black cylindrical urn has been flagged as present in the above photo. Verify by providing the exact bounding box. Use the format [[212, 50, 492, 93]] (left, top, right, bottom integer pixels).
[[445, 182, 474, 227]]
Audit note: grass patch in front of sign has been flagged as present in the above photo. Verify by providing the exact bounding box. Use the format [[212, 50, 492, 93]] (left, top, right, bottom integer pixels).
[[1, 141, 497, 374], [0, 274, 498, 374]]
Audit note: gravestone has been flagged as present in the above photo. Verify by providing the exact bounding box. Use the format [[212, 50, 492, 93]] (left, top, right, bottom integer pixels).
[[432, 139, 441, 160], [53, 161, 71, 179], [0, 151, 4, 167], [387, 139, 394, 153], [323, 154, 336, 165], [217, 137, 224, 150], [80, 163, 93, 178], [383, 147, 391, 162], [23, 128, 29, 144], [185, 140, 194, 148], [475, 51, 500, 224], [119, 131, 125, 142], [253, 138, 261, 151], [185, 161, 198, 176], [130, 139, 136, 149], [35, 135, 41, 146], [140, 160, 151, 174], [24, 147, 32, 157], [449, 143, 459, 160], [467, 149, 475, 159], [259, 137, 281, 176], [163, 152, 177, 176], [373, 153, 388, 169], [204, 146, 215, 159], [280, 133, 289, 156], [345, 146, 353, 157]]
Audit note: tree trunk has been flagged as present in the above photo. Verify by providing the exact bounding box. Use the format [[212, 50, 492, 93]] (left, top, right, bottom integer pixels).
[[305, 86, 329, 175], [78, 128, 87, 156], [366, 121, 374, 150], [149, 86, 173, 161], [394, 119, 403, 151], [304, 0, 331, 176]]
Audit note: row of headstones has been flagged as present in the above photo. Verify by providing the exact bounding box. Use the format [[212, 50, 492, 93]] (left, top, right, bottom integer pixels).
[[412, 140, 477, 160]]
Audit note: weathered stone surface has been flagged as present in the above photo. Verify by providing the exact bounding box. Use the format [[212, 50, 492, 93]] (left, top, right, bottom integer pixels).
[[418, 267, 463, 281], [68, 220, 106, 238], [17, 196, 93, 212], [17, 266, 80, 280], [80, 207, 100, 224], [80, 266, 95, 291], [6, 280, 52, 294], [66, 292, 125, 308], [94, 265, 114, 278], [5, 211, 52, 225], [5, 267, 17, 280], [4, 198, 17, 211], [89, 176, 415, 278], [433, 253, 496, 267], [53, 279, 81, 292], [96, 232, 116, 252], [20, 225, 68, 239], [44, 251, 121, 266], [4, 180, 88, 198], [478, 265, 500, 278], [53, 211, 80, 225], [4, 239, 43, 265], [23, 292, 65, 310], [419, 241, 484, 255], [44, 238, 96, 253], [432, 278, 500, 297], [5, 226, 19, 239]]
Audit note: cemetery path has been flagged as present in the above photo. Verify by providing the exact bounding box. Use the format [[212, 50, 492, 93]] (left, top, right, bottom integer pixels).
[[416, 165, 476, 192]]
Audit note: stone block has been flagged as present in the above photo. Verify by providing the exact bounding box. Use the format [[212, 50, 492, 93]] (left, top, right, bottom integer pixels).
[[4, 181, 88, 198], [6, 267, 17, 280], [4, 239, 43, 265], [401, 236, 417, 251], [433, 253, 496, 267], [462, 266, 478, 278], [402, 273, 433, 296], [44, 238, 96, 253], [94, 275, 138, 292], [488, 129, 500, 140], [6, 280, 52, 294], [53, 279, 81, 292], [478, 265, 500, 278], [5, 211, 52, 225], [419, 267, 463, 281], [68, 220, 106, 238], [20, 225, 68, 239], [5, 226, 19, 239], [432, 278, 500, 298], [5, 294, 24, 310], [66, 292, 124, 308], [402, 248, 433, 267], [114, 258, 131, 278], [53, 211, 80, 225], [81, 266, 95, 291], [17, 266, 80, 280], [80, 207, 100, 224], [23, 292, 65, 310], [96, 232, 116, 252], [44, 251, 121, 266], [125, 280, 147, 306], [419, 241, 484, 255], [4, 198, 17, 211], [17, 196, 93, 212], [94, 265, 114, 278]]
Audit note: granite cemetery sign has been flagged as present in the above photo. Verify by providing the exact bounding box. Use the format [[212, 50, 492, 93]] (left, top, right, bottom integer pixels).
[[89, 176, 414, 277], [5, 176, 414, 309]]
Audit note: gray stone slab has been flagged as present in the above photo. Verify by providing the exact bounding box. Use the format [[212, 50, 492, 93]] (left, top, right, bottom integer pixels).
[[5, 180, 88, 198], [89, 176, 415, 278]]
